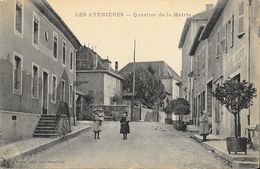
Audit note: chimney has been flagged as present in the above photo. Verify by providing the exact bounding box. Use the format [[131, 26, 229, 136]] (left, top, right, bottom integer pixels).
[[115, 61, 118, 72], [206, 4, 213, 11]]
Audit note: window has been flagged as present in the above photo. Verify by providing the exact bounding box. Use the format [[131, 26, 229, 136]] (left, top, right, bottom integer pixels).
[[70, 52, 73, 70], [238, 1, 245, 35], [226, 15, 234, 50], [215, 84, 220, 122], [13, 53, 22, 94], [51, 75, 57, 103], [221, 26, 226, 53], [15, 0, 23, 36], [33, 13, 40, 47], [62, 42, 66, 65], [216, 31, 221, 57], [202, 91, 205, 111], [31, 64, 39, 98], [69, 84, 73, 107], [53, 32, 58, 59], [61, 79, 65, 102]]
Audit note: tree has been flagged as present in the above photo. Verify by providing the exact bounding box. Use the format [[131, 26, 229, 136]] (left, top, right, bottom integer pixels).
[[122, 66, 166, 109], [212, 79, 257, 137], [172, 98, 190, 122]]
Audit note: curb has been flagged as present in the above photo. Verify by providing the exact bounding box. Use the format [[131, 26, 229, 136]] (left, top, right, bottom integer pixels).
[[190, 135, 260, 169], [0, 125, 90, 167]]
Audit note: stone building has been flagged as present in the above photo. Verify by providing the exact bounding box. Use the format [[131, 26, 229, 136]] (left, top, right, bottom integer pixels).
[[76, 46, 123, 106], [0, 0, 81, 141], [180, 0, 259, 142], [119, 61, 181, 104], [178, 4, 213, 123]]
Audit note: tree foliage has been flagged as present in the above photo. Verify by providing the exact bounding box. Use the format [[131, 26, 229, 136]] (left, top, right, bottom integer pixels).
[[212, 79, 257, 114], [212, 79, 257, 137], [122, 66, 166, 109], [172, 98, 190, 116]]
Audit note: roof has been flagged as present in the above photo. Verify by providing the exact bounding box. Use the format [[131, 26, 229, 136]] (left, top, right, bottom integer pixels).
[[200, 0, 228, 40], [178, 9, 213, 49], [31, 0, 81, 49], [119, 61, 181, 81], [189, 26, 205, 56], [77, 70, 124, 80], [76, 46, 124, 80]]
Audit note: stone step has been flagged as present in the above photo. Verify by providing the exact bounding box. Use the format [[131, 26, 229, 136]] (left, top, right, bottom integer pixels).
[[37, 123, 56, 127], [34, 130, 56, 134], [41, 114, 56, 117], [232, 161, 259, 169], [39, 120, 57, 123], [33, 133, 58, 137], [36, 126, 56, 130], [40, 117, 58, 120]]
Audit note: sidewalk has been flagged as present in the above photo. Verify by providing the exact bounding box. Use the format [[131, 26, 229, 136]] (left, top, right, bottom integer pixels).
[[0, 121, 92, 167], [192, 134, 260, 169]]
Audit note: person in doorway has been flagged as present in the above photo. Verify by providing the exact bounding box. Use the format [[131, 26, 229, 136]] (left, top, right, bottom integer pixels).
[[120, 112, 130, 140], [199, 111, 209, 142]]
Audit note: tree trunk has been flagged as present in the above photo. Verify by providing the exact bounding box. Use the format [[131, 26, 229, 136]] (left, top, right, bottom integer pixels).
[[237, 111, 241, 137], [234, 113, 238, 137]]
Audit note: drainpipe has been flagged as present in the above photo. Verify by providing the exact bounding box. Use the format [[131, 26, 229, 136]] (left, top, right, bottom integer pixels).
[[73, 46, 82, 126], [247, 0, 252, 126]]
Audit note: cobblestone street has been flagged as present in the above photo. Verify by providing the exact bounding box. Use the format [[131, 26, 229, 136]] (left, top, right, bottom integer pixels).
[[8, 122, 230, 169]]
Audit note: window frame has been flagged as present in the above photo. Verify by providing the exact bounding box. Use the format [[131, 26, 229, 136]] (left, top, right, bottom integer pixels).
[[62, 41, 66, 66], [31, 62, 39, 99], [52, 31, 58, 61], [13, 51, 23, 95], [61, 79, 66, 102], [51, 74, 57, 104], [32, 12, 40, 49], [70, 51, 73, 71], [238, 1, 245, 36], [69, 84, 73, 107], [14, 0, 24, 38]]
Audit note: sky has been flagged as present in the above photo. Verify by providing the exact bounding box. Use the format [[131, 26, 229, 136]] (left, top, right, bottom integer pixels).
[[47, 0, 217, 75]]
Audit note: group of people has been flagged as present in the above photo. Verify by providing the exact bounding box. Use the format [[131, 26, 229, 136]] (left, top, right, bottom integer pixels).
[[92, 107, 209, 141], [92, 108, 130, 140]]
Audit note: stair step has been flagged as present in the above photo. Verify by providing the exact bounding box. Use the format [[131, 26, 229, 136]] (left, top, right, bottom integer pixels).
[[33, 133, 58, 137], [36, 127, 56, 130], [34, 130, 56, 134], [232, 161, 259, 169], [39, 120, 56, 123], [41, 114, 56, 117]]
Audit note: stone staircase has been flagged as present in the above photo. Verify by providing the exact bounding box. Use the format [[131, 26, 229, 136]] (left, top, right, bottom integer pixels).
[[33, 114, 58, 137]]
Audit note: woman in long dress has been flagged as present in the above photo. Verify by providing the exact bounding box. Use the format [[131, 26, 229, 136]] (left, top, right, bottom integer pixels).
[[199, 112, 209, 141], [120, 112, 130, 140]]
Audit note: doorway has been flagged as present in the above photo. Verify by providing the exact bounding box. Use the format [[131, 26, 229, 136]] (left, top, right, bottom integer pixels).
[[42, 71, 49, 114]]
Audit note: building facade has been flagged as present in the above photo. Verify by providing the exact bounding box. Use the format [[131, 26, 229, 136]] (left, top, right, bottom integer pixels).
[[119, 61, 181, 103], [180, 0, 259, 143], [178, 5, 213, 124], [76, 46, 123, 106], [0, 0, 81, 141]]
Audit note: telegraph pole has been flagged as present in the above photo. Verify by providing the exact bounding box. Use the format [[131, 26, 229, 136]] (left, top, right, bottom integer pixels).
[[131, 40, 136, 121]]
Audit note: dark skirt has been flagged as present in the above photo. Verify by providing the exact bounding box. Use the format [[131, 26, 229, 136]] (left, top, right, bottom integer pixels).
[[120, 123, 130, 134]]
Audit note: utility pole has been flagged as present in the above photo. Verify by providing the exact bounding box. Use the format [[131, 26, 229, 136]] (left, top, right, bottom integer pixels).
[[131, 40, 136, 121]]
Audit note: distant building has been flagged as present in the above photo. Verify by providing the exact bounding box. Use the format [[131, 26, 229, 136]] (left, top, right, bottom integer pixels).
[[178, 4, 213, 124], [76, 46, 123, 107], [119, 61, 181, 105], [0, 0, 81, 141]]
